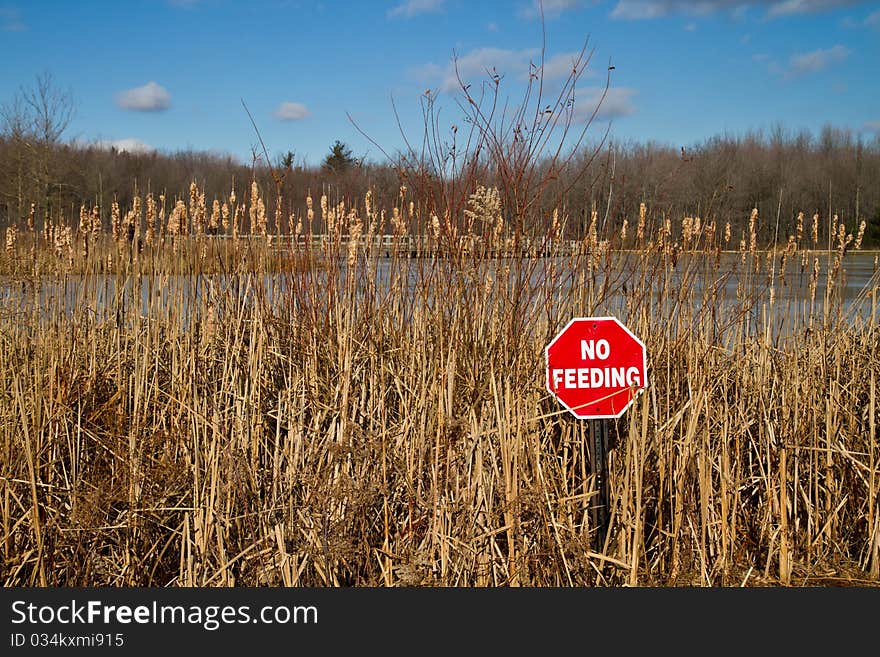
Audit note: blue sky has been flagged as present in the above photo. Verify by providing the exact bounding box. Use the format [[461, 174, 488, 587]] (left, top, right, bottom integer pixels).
[[1, 0, 878, 166]]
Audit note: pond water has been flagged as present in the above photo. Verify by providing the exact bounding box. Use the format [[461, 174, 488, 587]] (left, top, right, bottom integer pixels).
[[1, 251, 877, 336]]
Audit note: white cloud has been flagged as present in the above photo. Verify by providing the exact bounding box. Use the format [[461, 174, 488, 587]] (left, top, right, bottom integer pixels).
[[487, 21, 499, 31], [573, 86, 637, 121], [766, 0, 856, 18], [387, 0, 444, 18], [864, 9, 880, 27], [609, 1, 862, 20], [0, 6, 25, 31], [95, 138, 155, 154], [115, 82, 171, 112], [273, 101, 310, 121], [787, 44, 850, 76], [416, 47, 588, 93]]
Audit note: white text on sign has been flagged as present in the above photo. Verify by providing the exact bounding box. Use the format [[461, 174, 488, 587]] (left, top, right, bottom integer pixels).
[[551, 339, 643, 390]]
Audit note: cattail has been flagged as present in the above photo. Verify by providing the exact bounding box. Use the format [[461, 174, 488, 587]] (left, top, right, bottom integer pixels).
[[111, 200, 121, 242], [694, 216, 701, 237], [91, 206, 101, 238], [430, 213, 440, 239], [854, 220, 866, 250], [158, 195, 166, 240], [190, 182, 201, 234], [306, 193, 315, 229], [836, 221, 846, 250], [811, 213, 819, 245], [250, 181, 266, 237], [347, 210, 362, 266], [704, 220, 716, 248], [365, 189, 373, 221], [739, 234, 746, 264], [587, 209, 598, 246], [320, 194, 328, 223], [5, 225, 17, 254], [620, 218, 628, 242], [167, 199, 184, 237], [146, 193, 156, 246], [724, 221, 731, 244], [27, 203, 35, 232], [221, 202, 230, 233], [681, 216, 693, 248], [274, 194, 282, 236], [78, 204, 89, 237], [748, 208, 758, 255], [79, 207, 90, 258], [796, 211, 804, 243], [208, 199, 219, 233], [637, 202, 646, 241], [392, 206, 404, 235]]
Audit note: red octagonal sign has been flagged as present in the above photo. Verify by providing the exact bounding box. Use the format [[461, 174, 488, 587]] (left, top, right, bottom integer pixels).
[[546, 316, 648, 419]]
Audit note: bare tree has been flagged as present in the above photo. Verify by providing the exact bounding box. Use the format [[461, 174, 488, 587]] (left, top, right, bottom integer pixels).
[[0, 71, 75, 226]]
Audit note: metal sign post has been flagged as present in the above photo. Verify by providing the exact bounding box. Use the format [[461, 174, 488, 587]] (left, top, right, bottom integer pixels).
[[545, 316, 648, 552], [591, 419, 610, 551]]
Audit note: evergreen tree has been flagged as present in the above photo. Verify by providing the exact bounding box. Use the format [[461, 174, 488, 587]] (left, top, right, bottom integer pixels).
[[321, 140, 355, 174]]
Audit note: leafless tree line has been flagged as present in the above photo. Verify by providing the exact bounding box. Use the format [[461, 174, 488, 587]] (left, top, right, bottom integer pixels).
[[2, 74, 878, 246]]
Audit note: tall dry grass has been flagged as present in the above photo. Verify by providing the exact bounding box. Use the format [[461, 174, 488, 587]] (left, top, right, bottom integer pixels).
[[1, 184, 879, 587]]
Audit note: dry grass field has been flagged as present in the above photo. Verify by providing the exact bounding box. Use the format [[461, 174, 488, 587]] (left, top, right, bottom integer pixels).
[[1, 185, 879, 586]]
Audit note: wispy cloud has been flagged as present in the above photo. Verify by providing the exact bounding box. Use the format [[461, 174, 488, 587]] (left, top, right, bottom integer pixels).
[[610, 1, 862, 21], [415, 47, 589, 93], [864, 120, 880, 132], [862, 9, 880, 28], [0, 6, 25, 31], [115, 82, 171, 112], [786, 44, 850, 76], [273, 102, 310, 121], [573, 86, 638, 121], [387, 0, 444, 19], [520, 0, 585, 20], [766, 0, 858, 18]]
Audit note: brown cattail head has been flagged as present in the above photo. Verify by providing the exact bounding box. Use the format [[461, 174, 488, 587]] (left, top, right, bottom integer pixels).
[[748, 208, 758, 255], [111, 199, 121, 242], [637, 202, 646, 241], [854, 220, 866, 250], [5, 225, 17, 254], [146, 193, 156, 245], [210, 199, 221, 233], [681, 216, 693, 248]]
